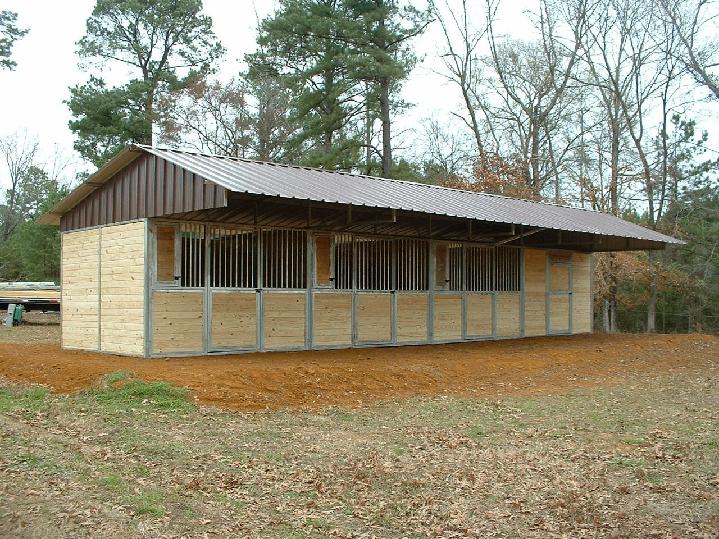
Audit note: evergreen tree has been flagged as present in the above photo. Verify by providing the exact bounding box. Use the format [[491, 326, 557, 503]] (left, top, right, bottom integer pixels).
[[344, 0, 429, 176], [249, 0, 363, 170], [0, 10, 27, 70], [69, 0, 223, 165], [249, 0, 428, 174]]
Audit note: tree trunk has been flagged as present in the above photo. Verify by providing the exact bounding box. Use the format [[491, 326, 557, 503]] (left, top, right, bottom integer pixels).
[[379, 77, 392, 177], [145, 87, 155, 146], [647, 251, 657, 332], [365, 86, 372, 175]]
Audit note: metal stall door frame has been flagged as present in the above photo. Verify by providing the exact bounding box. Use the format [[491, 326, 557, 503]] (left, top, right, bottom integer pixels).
[[352, 235, 395, 346], [257, 228, 310, 352], [206, 224, 259, 353], [147, 220, 209, 357], [463, 245, 496, 340], [546, 253, 573, 335]]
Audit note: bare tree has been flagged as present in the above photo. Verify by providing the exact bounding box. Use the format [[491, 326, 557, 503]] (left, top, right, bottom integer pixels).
[[483, 0, 588, 200], [417, 117, 472, 181], [430, 0, 495, 162], [158, 75, 296, 161], [0, 133, 38, 241], [657, 0, 719, 99]]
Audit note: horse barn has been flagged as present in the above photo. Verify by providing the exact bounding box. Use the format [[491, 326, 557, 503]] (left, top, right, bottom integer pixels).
[[40, 145, 681, 358]]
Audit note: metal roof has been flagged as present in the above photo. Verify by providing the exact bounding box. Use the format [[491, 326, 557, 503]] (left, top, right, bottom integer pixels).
[[139, 145, 681, 245], [41, 144, 683, 246]]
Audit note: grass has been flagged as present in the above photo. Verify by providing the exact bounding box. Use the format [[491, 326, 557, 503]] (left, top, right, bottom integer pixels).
[[85, 371, 193, 412], [0, 385, 48, 413], [1, 364, 718, 538]]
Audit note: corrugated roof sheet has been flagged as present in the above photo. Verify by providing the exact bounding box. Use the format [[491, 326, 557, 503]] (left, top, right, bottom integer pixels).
[[138, 145, 681, 245]]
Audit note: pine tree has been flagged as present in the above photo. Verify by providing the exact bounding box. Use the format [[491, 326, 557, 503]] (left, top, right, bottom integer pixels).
[[68, 0, 223, 165]]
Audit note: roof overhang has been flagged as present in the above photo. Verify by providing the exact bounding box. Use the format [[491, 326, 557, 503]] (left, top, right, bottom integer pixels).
[[40, 145, 686, 251], [38, 146, 145, 225]]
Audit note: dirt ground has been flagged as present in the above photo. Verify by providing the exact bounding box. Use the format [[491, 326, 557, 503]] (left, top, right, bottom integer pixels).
[[0, 324, 716, 410]]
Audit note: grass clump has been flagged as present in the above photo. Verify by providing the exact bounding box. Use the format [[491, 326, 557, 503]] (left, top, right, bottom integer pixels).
[[88, 372, 193, 412], [0, 385, 49, 413]]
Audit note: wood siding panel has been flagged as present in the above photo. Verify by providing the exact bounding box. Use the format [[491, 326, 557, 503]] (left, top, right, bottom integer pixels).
[[572, 253, 592, 333], [62, 229, 100, 350], [433, 294, 462, 340], [314, 235, 332, 287], [211, 292, 256, 349], [524, 249, 547, 337], [313, 292, 352, 346], [466, 294, 492, 337], [496, 293, 520, 337], [356, 293, 392, 343], [549, 295, 570, 333], [550, 263, 570, 291], [100, 221, 145, 355], [263, 292, 306, 349], [152, 291, 204, 354], [396, 293, 428, 342]]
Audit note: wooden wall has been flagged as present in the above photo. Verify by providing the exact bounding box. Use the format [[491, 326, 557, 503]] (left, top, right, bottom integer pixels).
[[152, 291, 203, 354], [263, 292, 306, 349], [396, 293, 428, 342], [100, 221, 145, 355], [211, 291, 256, 349], [433, 294, 462, 340], [356, 293, 392, 343], [313, 292, 352, 346], [62, 221, 145, 354], [523, 249, 546, 337], [61, 228, 100, 350], [496, 293, 521, 337], [571, 253, 592, 333], [466, 293, 492, 337]]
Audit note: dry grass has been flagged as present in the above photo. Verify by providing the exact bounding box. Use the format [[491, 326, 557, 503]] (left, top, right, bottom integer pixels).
[[1, 352, 718, 538]]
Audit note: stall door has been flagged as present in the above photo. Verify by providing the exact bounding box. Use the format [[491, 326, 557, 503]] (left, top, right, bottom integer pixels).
[[354, 237, 394, 344], [547, 255, 572, 334]]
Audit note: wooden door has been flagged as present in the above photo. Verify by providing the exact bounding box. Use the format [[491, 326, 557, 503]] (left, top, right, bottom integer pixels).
[[548, 256, 572, 334]]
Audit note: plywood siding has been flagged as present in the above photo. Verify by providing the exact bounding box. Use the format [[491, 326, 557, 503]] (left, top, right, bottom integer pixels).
[[396, 293, 428, 342], [263, 292, 306, 349], [62, 228, 100, 350], [211, 292, 256, 349], [572, 253, 592, 333], [549, 295, 570, 333], [313, 292, 352, 346], [314, 235, 332, 287], [156, 225, 175, 283], [496, 293, 520, 337], [152, 291, 204, 354], [356, 293, 392, 343], [433, 294, 462, 340], [524, 249, 546, 337], [100, 221, 145, 355], [466, 294, 492, 337], [550, 263, 570, 291]]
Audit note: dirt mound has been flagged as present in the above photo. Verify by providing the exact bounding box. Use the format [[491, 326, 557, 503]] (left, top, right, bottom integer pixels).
[[0, 333, 716, 411]]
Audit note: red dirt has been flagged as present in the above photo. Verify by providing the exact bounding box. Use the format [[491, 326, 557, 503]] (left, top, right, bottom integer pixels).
[[0, 333, 717, 411]]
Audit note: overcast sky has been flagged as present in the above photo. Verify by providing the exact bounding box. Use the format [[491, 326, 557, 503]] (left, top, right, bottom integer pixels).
[[0, 0, 716, 188]]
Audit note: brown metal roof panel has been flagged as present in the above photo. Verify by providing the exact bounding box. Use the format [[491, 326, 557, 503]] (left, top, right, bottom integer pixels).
[[141, 146, 680, 245]]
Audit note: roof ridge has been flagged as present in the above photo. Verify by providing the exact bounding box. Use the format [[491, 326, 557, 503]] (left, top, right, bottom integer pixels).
[[134, 144, 603, 215]]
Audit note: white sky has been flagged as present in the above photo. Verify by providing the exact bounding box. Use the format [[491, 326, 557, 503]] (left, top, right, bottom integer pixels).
[[0, 0, 715, 188]]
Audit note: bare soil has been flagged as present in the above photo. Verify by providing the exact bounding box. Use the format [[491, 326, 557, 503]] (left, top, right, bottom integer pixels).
[[0, 329, 716, 410]]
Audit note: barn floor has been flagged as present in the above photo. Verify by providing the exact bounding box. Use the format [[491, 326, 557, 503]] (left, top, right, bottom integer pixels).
[[0, 324, 716, 410]]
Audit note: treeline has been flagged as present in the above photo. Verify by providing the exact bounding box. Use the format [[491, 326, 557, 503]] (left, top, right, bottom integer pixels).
[[1, 0, 718, 332]]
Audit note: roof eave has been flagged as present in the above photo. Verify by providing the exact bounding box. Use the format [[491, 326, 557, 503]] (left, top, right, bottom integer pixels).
[[38, 145, 145, 225]]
